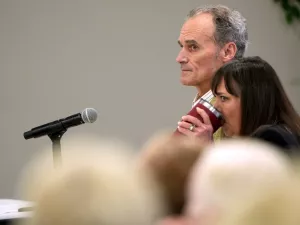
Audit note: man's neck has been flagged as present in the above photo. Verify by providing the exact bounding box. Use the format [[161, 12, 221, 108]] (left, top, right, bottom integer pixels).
[[192, 85, 211, 106], [196, 85, 211, 98]]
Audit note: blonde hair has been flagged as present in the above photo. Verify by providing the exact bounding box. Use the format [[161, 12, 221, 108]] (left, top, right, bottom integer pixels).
[[18, 136, 165, 225]]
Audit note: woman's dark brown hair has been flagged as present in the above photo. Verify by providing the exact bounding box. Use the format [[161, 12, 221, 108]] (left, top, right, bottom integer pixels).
[[211, 56, 300, 136]]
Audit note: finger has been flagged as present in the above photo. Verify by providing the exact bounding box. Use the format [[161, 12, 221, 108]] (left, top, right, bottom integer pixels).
[[181, 115, 204, 128], [177, 126, 193, 136], [178, 121, 194, 129], [196, 107, 212, 125]]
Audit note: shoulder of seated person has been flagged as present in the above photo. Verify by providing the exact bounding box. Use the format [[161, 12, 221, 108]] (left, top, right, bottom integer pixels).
[[251, 124, 290, 145], [251, 124, 299, 152], [252, 124, 283, 136]]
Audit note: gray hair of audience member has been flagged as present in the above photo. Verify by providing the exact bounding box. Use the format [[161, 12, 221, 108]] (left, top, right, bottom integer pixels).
[[186, 5, 248, 59], [17, 135, 166, 225], [185, 138, 298, 225]]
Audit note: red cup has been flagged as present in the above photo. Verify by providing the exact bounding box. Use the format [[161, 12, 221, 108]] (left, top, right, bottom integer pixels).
[[174, 98, 222, 135]]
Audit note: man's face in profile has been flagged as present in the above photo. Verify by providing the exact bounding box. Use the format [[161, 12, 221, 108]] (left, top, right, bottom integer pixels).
[[176, 13, 223, 88]]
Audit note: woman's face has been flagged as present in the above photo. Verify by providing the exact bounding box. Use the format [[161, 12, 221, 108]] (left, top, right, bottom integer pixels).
[[214, 78, 241, 137]]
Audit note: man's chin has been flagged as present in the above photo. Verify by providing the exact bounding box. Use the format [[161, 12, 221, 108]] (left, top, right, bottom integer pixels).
[[180, 77, 195, 86]]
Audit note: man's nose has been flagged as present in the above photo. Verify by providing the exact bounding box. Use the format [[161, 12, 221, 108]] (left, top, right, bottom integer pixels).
[[176, 49, 188, 64]]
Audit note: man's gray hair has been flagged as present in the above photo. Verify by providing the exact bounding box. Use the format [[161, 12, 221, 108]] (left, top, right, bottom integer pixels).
[[186, 5, 248, 59]]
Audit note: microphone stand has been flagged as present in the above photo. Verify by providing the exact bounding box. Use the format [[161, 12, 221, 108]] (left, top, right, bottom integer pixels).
[[48, 130, 66, 168]]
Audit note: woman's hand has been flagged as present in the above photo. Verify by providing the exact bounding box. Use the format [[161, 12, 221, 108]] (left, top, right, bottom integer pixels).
[[177, 107, 214, 142]]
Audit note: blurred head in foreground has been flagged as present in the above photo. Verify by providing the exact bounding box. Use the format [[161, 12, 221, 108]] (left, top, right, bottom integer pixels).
[[185, 138, 298, 225], [138, 131, 209, 218], [17, 136, 166, 225]]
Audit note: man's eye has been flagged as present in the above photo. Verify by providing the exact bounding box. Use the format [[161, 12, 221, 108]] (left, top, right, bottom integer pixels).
[[189, 45, 198, 51]]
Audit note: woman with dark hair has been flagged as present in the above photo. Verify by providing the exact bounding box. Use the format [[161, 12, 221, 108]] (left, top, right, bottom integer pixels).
[[178, 56, 300, 153]]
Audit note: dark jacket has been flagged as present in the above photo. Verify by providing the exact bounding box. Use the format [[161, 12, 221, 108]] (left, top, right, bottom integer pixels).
[[251, 124, 300, 156]]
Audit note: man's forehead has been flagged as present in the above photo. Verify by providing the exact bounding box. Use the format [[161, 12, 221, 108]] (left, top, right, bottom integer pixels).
[[179, 13, 215, 41]]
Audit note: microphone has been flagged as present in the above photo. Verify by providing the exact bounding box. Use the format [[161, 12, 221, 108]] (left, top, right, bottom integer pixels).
[[174, 91, 222, 135], [23, 108, 98, 140]]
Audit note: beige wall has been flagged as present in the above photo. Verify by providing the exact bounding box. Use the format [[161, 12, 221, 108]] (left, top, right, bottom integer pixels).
[[0, 0, 299, 197]]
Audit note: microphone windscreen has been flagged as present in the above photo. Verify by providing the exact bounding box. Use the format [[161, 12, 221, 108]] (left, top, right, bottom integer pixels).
[[81, 108, 98, 123]]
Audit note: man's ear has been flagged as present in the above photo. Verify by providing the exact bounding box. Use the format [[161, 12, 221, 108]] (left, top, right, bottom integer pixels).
[[220, 42, 237, 63]]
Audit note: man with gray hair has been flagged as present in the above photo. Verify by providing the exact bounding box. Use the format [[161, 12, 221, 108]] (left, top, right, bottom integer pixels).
[[176, 5, 248, 141]]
